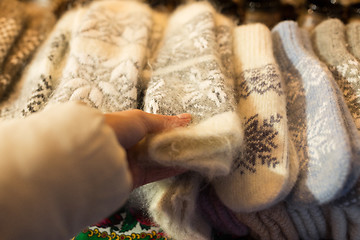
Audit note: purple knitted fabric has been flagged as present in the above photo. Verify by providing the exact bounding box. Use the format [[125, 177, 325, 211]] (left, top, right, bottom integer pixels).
[[198, 186, 249, 236]]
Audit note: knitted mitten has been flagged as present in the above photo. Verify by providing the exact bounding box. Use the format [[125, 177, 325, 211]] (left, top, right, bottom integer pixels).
[[0, 2, 55, 100], [346, 21, 360, 61], [212, 23, 298, 213], [312, 18, 360, 130], [0, 9, 76, 119], [197, 186, 249, 237], [272, 20, 360, 205], [235, 202, 299, 240], [136, 3, 241, 240], [0, 0, 25, 67], [140, 2, 242, 177], [48, 0, 152, 112]]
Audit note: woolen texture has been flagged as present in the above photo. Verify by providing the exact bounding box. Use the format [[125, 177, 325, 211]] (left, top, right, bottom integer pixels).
[[235, 202, 299, 240], [0, 8, 76, 119], [212, 23, 298, 213], [198, 185, 249, 237], [312, 18, 360, 207], [346, 21, 360, 61], [141, 1, 242, 178], [272, 20, 360, 205], [48, 0, 152, 112], [0, 0, 25, 67], [136, 2, 241, 240], [0, 2, 55, 101]]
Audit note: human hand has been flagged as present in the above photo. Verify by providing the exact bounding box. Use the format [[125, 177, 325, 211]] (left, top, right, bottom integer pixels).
[[104, 109, 191, 189]]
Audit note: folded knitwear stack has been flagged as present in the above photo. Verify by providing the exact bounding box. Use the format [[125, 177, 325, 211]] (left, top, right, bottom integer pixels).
[[3, 1, 360, 240]]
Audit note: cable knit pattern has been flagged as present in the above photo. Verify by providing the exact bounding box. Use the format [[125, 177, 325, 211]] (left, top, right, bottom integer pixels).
[[48, 0, 152, 112], [272, 21, 360, 205]]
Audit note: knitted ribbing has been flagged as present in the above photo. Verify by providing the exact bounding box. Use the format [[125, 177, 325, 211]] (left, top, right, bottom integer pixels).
[[141, 1, 242, 178], [0, 0, 25, 67], [0, 3, 55, 101], [212, 23, 297, 213], [197, 186, 249, 237], [48, 0, 152, 112], [272, 20, 360, 205], [286, 203, 327, 240], [0, 9, 76, 119], [321, 204, 360, 240], [346, 21, 360, 61], [235, 202, 299, 240]]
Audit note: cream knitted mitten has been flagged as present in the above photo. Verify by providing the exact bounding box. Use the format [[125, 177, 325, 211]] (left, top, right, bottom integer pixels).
[[48, 0, 152, 112], [136, 2, 241, 240], [212, 23, 298, 213], [141, 2, 242, 177]]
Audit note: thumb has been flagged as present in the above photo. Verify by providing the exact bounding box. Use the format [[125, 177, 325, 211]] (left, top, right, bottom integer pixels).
[[142, 112, 192, 133]]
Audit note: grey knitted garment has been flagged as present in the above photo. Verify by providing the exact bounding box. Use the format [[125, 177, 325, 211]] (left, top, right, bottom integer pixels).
[[312, 19, 360, 131], [272, 21, 360, 205]]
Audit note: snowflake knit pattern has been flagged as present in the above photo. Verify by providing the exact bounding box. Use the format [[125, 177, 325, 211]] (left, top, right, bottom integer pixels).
[[48, 0, 152, 112], [312, 18, 360, 131], [272, 21, 360, 205], [141, 1, 242, 178], [0, 9, 75, 119], [212, 23, 298, 213], [136, 3, 242, 240]]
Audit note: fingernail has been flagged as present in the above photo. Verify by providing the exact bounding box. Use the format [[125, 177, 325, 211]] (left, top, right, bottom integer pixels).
[[176, 113, 192, 119]]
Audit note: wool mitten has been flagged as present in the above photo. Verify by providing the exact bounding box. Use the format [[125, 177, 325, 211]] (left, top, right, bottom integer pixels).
[[141, 1, 242, 177], [234, 202, 299, 240], [312, 18, 360, 130], [272, 20, 360, 205], [346, 21, 360, 61], [312, 19, 360, 207], [48, 0, 152, 113], [135, 3, 241, 240], [0, 9, 76, 119], [0, 0, 25, 67], [0, 2, 55, 101], [212, 23, 297, 213], [198, 186, 249, 237]]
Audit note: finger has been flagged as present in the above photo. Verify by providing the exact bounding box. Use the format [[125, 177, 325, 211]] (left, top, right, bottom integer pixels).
[[141, 112, 192, 133]]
